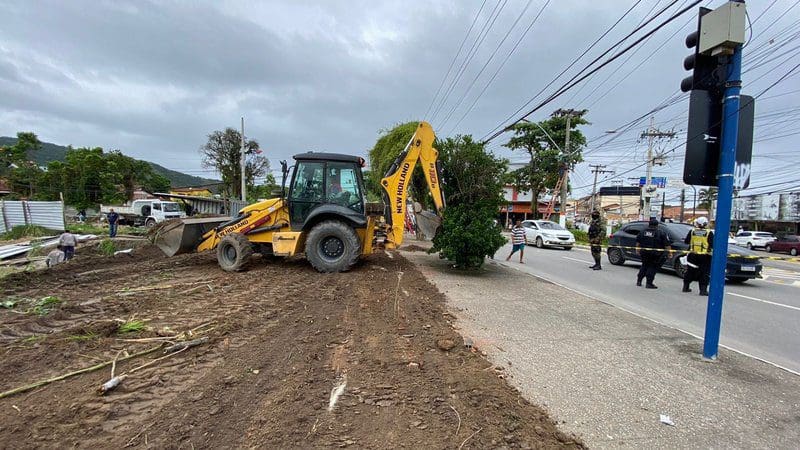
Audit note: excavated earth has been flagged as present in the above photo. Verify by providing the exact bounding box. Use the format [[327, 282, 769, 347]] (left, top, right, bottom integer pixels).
[[0, 243, 581, 449]]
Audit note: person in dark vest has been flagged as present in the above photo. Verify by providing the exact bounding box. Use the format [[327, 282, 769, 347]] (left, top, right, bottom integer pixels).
[[683, 216, 713, 296], [588, 210, 604, 270], [635, 217, 671, 289], [107, 209, 120, 238]]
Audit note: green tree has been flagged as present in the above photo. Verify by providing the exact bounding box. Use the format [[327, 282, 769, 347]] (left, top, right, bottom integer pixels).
[[504, 110, 588, 219], [0, 132, 41, 177], [430, 135, 507, 268], [367, 122, 430, 205], [698, 187, 717, 210], [200, 128, 269, 199]]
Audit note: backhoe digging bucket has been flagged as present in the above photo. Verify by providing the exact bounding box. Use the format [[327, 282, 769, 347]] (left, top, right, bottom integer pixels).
[[154, 217, 228, 257], [414, 210, 442, 240]]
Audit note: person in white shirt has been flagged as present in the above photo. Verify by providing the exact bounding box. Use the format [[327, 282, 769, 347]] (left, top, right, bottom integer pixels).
[[46, 245, 66, 267], [58, 231, 77, 260], [505, 220, 526, 263]]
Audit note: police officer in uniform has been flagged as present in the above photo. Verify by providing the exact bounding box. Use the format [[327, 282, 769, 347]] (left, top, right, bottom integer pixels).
[[588, 210, 603, 270], [683, 216, 713, 296], [635, 217, 670, 289]]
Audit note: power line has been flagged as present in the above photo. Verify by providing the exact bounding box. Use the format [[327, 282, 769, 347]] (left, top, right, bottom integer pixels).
[[478, 0, 647, 141]]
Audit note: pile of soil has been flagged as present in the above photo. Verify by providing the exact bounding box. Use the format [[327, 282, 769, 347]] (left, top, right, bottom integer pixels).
[[0, 245, 581, 448]]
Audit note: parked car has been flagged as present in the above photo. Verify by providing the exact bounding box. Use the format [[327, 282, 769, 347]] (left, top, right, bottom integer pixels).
[[765, 235, 800, 256], [607, 221, 762, 283], [521, 220, 575, 250], [734, 231, 775, 249]]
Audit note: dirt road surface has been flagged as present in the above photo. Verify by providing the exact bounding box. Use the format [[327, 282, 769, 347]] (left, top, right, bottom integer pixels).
[[0, 244, 581, 449]]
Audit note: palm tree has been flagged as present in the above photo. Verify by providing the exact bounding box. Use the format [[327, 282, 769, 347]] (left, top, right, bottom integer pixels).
[[698, 187, 717, 210]]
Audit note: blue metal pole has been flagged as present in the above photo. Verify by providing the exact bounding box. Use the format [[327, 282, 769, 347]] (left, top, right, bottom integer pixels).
[[703, 44, 743, 359]]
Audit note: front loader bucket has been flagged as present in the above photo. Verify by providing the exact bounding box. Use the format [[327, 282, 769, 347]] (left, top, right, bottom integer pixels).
[[414, 210, 442, 240], [154, 217, 228, 257]]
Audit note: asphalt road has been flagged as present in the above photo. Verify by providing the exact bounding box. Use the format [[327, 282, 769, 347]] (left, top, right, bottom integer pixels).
[[495, 241, 800, 374]]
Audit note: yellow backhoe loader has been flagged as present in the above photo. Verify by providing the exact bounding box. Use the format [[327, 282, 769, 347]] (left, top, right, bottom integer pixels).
[[155, 122, 445, 272]]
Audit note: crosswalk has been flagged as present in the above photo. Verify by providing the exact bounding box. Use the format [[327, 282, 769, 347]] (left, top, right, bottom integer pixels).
[[760, 267, 800, 287]]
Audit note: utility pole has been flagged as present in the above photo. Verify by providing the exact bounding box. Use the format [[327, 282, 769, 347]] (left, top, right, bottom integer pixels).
[[589, 164, 614, 212], [679, 188, 686, 223], [640, 117, 676, 219], [240, 117, 246, 202], [660, 192, 666, 219], [554, 108, 583, 226]]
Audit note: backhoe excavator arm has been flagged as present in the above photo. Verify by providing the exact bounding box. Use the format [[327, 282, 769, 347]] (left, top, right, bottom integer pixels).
[[379, 122, 445, 248]]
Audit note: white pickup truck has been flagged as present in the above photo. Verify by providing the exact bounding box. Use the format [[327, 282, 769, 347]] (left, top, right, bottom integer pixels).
[[100, 199, 185, 228]]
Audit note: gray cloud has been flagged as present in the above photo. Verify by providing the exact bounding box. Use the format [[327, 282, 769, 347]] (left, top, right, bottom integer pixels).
[[1, 0, 797, 196]]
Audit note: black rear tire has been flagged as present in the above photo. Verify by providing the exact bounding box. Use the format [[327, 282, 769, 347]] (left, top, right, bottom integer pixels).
[[765, 245, 772, 253], [536, 237, 544, 248], [305, 220, 361, 273], [216, 233, 254, 272], [607, 247, 625, 265]]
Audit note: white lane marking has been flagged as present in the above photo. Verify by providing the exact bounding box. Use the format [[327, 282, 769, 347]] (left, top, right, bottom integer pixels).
[[562, 256, 591, 264], [728, 292, 800, 312], [491, 259, 800, 377]]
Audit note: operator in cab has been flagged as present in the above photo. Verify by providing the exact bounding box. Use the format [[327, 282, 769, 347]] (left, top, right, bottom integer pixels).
[[683, 216, 713, 296], [635, 217, 671, 289]]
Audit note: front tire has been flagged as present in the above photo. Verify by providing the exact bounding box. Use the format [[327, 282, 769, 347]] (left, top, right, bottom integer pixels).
[[305, 220, 361, 273], [765, 244, 772, 253], [746, 242, 753, 249], [563, 246, 573, 251], [536, 237, 544, 248], [145, 218, 156, 228], [607, 247, 625, 265], [726, 277, 747, 284], [217, 233, 254, 272]]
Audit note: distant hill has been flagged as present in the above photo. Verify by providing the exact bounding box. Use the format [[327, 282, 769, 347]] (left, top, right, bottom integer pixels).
[[0, 136, 219, 188]]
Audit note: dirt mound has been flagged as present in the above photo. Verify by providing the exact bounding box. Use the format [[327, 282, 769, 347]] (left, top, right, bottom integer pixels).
[[399, 244, 430, 252], [0, 248, 581, 448]]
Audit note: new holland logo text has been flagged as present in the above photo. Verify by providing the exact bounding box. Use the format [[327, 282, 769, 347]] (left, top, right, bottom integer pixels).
[[428, 162, 438, 189], [395, 162, 411, 213]]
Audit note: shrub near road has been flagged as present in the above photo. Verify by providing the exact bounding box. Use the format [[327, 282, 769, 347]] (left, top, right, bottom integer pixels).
[[431, 135, 508, 268]]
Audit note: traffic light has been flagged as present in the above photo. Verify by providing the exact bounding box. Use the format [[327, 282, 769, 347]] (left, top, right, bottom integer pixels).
[[681, 7, 725, 93]]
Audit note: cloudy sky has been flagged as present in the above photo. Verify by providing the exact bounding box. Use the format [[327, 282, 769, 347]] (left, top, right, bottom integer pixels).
[[1, 0, 798, 202]]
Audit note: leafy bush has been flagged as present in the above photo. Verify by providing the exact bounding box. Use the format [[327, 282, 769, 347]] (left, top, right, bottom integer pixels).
[[98, 239, 116, 256], [430, 135, 507, 268]]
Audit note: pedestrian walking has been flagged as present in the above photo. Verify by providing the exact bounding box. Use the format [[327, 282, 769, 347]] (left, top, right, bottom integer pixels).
[[683, 216, 713, 296], [107, 208, 120, 238], [58, 230, 77, 260], [588, 210, 603, 270], [46, 245, 66, 268], [505, 220, 526, 263], [635, 217, 670, 289]]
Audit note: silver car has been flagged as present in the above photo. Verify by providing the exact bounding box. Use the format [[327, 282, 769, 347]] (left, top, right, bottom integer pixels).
[[521, 220, 575, 250]]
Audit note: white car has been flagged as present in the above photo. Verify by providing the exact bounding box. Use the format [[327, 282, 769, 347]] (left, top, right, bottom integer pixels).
[[734, 231, 775, 249], [521, 220, 575, 250]]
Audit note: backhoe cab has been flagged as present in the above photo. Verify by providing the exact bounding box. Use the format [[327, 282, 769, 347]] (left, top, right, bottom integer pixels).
[[155, 122, 443, 273]]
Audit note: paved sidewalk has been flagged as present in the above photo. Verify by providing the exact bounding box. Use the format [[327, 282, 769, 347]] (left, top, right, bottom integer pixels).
[[401, 249, 800, 449]]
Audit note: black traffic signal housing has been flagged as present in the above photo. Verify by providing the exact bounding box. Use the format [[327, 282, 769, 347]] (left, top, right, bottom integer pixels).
[[682, 7, 733, 187], [681, 7, 725, 93]]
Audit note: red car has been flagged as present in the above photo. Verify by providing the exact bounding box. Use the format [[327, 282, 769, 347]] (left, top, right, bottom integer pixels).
[[765, 235, 800, 256]]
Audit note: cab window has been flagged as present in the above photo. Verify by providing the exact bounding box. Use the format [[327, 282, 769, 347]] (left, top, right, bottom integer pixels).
[[290, 162, 325, 202], [325, 162, 363, 213], [152, 203, 162, 211]]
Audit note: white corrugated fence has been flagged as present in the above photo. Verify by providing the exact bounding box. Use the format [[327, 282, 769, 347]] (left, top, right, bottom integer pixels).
[[0, 200, 65, 234]]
